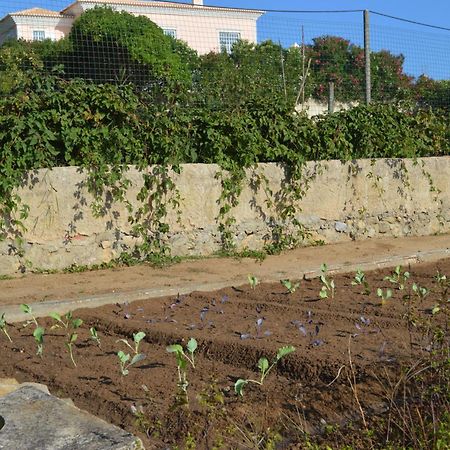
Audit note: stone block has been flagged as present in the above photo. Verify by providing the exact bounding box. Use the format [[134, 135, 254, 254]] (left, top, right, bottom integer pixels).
[[0, 385, 142, 449]]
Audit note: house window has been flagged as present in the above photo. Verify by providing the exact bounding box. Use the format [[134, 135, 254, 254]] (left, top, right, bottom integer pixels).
[[32, 30, 45, 41], [219, 31, 241, 53], [163, 28, 177, 39]]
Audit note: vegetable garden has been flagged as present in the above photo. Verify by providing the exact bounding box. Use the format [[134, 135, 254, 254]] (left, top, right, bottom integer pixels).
[[0, 258, 448, 448]]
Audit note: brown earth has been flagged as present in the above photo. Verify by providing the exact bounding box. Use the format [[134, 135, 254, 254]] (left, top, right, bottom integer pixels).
[[0, 257, 448, 448]]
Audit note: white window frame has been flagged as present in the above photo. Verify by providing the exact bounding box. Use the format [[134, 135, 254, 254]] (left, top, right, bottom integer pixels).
[[162, 28, 177, 39], [218, 30, 241, 54], [32, 30, 46, 41]]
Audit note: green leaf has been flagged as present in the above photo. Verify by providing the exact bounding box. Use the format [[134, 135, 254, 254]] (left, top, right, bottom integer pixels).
[[186, 338, 197, 354], [257, 357, 269, 373], [118, 350, 130, 363], [276, 345, 295, 360], [20, 304, 31, 314], [133, 331, 145, 343], [166, 344, 183, 355], [33, 326, 45, 343], [234, 379, 248, 397], [69, 333, 78, 344], [130, 353, 146, 366], [72, 318, 83, 328], [49, 312, 61, 321]]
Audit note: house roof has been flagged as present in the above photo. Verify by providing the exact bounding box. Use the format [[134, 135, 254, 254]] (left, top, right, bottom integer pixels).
[[8, 7, 74, 18], [61, 0, 264, 16]]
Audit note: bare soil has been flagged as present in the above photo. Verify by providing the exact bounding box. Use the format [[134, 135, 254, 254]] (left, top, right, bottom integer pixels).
[[0, 258, 449, 449]]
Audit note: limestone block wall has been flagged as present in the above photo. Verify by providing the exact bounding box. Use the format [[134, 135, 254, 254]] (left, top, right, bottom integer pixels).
[[1, 157, 449, 274]]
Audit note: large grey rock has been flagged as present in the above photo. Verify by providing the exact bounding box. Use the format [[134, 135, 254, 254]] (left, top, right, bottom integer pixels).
[[0, 385, 142, 449]]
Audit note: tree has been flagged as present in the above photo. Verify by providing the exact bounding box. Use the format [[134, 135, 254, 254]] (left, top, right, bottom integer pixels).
[[54, 7, 198, 91]]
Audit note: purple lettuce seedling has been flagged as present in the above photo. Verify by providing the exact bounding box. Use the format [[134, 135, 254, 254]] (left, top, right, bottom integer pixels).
[[235, 345, 295, 396]]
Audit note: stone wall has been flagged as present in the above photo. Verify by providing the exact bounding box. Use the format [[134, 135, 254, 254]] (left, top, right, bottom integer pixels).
[[1, 157, 449, 274]]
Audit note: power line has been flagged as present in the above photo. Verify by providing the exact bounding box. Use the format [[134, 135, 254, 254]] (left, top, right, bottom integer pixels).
[[369, 11, 450, 32]]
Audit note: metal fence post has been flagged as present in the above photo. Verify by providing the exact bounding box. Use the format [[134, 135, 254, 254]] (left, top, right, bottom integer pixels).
[[364, 9, 372, 104]]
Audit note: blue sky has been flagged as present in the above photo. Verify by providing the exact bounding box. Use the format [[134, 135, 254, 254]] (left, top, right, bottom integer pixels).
[[206, 0, 450, 80], [3, 0, 449, 79]]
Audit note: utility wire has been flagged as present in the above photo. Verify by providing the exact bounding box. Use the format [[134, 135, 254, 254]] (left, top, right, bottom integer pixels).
[[370, 11, 450, 32]]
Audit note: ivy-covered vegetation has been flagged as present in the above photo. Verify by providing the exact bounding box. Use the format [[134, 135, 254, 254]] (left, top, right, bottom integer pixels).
[[0, 7, 449, 256]]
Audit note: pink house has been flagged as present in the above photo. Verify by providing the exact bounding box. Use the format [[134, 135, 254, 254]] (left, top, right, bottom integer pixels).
[[0, 0, 263, 54]]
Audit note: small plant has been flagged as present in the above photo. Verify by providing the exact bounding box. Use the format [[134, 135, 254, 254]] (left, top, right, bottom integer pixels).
[[33, 326, 45, 357], [377, 287, 393, 305], [89, 327, 101, 347], [117, 350, 146, 376], [234, 345, 295, 396], [0, 312, 12, 342], [319, 264, 335, 299], [166, 338, 198, 393], [116, 331, 146, 376], [20, 303, 39, 327], [248, 274, 259, 290], [384, 265, 410, 290], [280, 279, 300, 294], [351, 269, 370, 295], [117, 331, 146, 355], [50, 311, 83, 366], [412, 282, 429, 299]]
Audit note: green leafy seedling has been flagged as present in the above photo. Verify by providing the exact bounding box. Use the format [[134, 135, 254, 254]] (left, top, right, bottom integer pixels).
[[351, 269, 370, 295], [319, 264, 335, 299], [281, 279, 300, 294], [412, 283, 428, 299], [377, 287, 393, 305], [117, 331, 146, 355], [234, 345, 295, 397], [248, 275, 259, 290], [33, 326, 45, 357], [90, 327, 101, 347], [21, 303, 39, 327], [50, 311, 83, 366], [117, 350, 146, 376], [166, 338, 198, 393], [384, 265, 410, 290], [0, 313, 12, 342], [116, 331, 146, 376]]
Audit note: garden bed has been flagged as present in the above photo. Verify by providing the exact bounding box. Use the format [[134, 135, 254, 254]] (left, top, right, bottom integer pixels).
[[1, 258, 449, 449]]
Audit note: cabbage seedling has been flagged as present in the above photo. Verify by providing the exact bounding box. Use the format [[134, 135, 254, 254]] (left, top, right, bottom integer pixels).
[[351, 269, 370, 295], [319, 264, 335, 299], [33, 326, 45, 357], [234, 345, 295, 396], [384, 265, 410, 290], [117, 351, 146, 376], [0, 313, 12, 342], [248, 275, 259, 290], [89, 327, 101, 347], [20, 304, 39, 327], [50, 311, 83, 366], [116, 331, 146, 376], [166, 338, 197, 393], [377, 288, 393, 305], [117, 331, 146, 355], [281, 279, 300, 294]]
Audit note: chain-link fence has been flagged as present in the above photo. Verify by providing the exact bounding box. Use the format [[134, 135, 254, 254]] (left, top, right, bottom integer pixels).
[[0, 0, 449, 114]]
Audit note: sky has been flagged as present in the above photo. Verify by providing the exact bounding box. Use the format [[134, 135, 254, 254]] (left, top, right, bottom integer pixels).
[[206, 0, 450, 79], [2, 0, 449, 79]]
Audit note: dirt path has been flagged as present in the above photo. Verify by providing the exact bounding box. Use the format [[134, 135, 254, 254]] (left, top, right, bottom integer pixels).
[[0, 234, 449, 322]]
